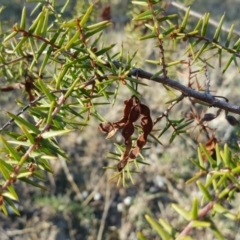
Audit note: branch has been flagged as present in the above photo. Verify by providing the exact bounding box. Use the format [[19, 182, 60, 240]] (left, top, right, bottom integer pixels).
[[0, 95, 45, 132], [0, 77, 96, 133], [129, 67, 240, 114], [1, 62, 240, 135], [186, 33, 240, 58], [0, 55, 30, 69], [153, 94, 184, 125], [0, 94, 66, 192]]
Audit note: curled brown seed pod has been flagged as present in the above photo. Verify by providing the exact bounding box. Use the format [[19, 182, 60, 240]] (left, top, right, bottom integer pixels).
[[200, 113, 216, 122], [225, 115, 239, 126], [98, 96, 153, 172]]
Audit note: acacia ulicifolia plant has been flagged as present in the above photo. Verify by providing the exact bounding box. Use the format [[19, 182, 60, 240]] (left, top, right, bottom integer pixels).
[[0, 0, 240, 239]]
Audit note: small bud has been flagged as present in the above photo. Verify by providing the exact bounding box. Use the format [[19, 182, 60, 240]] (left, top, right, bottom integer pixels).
[[12, 23, 19, 32], [225, 115, 239, 126], [170, 32, 177, 39], [92, 47, 98, 52], [200, 113, 216, 122]]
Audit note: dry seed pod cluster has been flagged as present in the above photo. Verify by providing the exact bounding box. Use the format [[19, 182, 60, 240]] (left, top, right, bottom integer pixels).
[[98, 96, 153, 171]]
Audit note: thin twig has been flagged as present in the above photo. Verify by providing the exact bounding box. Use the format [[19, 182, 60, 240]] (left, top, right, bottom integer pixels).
[[59, 156, 83, 201], [170, 1, 240, 36], [153, 94, 184, 125], [96, 180, 113, 240], [0, 95, 45, 132], [148, 0, 168, 77], [176, 183, 237, 239], [59, 157, 83, 201], [176, 199, 217, 240], [204, 61, 210, 94], [82, 172, 106, 206], [0, 55, 29, 69], [0, 76, 96, 133], [179, 32, 240, 58], [17, 29, 77, 59]]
